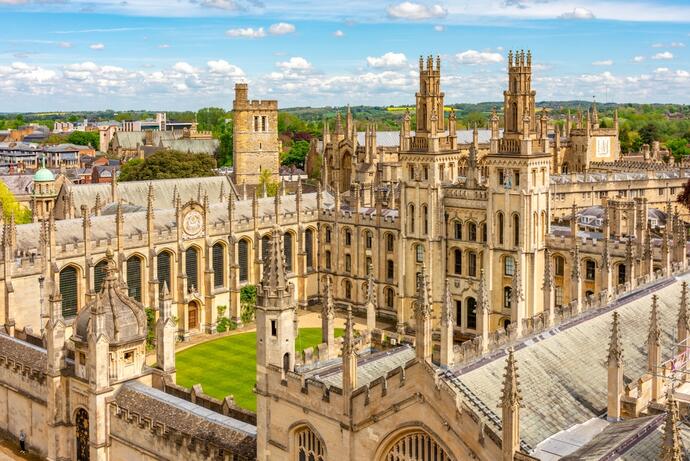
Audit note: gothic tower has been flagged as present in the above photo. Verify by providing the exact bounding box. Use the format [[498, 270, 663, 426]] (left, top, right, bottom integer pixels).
[[415, 55, 445, 136], [232, 83, 280, 185], [503, 50, 536, 139]]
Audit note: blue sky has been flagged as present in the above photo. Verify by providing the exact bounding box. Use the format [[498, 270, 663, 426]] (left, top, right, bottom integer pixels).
[[0, 0, 689, 112]]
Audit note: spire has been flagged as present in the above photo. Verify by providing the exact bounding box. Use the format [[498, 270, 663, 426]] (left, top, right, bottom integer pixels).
[[679, 282, 689, 338], [608, 311, 623, 366], [415, 266, 433, 361], [659, 394, 683, 461], [466, 143, 478, 189], [648, 293, 661, 346], [441, 279, 454, 327], [323, 276, 334, 320], [260, 229, 289, 295], [501, 348, 522, 408], [146, 183, 155, 221], [479, 268, 490, 313], [343, 304, 356, 357], [500, 348, 522, 461]]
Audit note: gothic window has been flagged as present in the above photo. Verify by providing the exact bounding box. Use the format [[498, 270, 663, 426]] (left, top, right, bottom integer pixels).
[[504, 256, 515, 276], [157, 251, 172, 290], [618, 264, 626, 285], [385, 287, 395, 309], [454, 221, 462, 240], [94, 259, 108, 293], [126, 255, 143, 302], [498, 169, 505, 186], [513, 214, 520, 246], [261, 116, 267, 132], [186, 247, 199, 292], [75, 408, 90, 461], [555, 285, 564, 307], [60, 266, 78, 318], [238, 239, 249, 283], [497, 212, 504, 244], [386, 233, 395, 252], [324, 226, 331, 244], [344, 228, 352, 246], [514, 170, 520, 187], [467, 297, 477, 329], [284, 233, 293, 272], [212, 243, 224, 288], [504, 286, 512, 309], [422, 205, 429, 235], [345, 254, 352, 272], [305, 229, 314, 271], [262, 235, 270, 260], [468, 252, 477, 277], [384, 430, 450, 461], [409, 204, 415, 233], [585, 260, 596, 281], [423, 166, 429, 181], [365, 230, 373, 249], [415, 244, 424, 263], [468, 222, 477, 241], [295, 426, 325, 461], [325, 250, 331, 270], [481, 223, 487, 242], [454, 249, 462, 275], [345, 280, 352, 300], [555, 256, 565, 276], [387, 260, 395, 280], [456, 300, 462, 327], [511, 103, 518, 131]]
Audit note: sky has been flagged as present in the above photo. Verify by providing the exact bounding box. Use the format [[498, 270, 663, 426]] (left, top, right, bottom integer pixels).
[[0, 0, 689, 112]]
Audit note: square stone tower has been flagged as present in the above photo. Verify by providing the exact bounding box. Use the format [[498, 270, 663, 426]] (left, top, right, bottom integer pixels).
[[232, 83, 280, 185]]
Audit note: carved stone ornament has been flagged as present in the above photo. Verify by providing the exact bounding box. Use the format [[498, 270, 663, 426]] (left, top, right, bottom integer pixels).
[[183, 210, 203, 236]]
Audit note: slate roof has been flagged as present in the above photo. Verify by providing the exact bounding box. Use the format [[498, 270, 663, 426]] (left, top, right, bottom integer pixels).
[[0, 174, 34, 195], [306, 345, 415, 388], [619, 421, 690, 460], [454, 274, 690, 449], [0, 333, 47, 373], [113, 381, 256, 459]]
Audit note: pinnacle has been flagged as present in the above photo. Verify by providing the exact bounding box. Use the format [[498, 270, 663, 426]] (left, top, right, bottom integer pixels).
[[648, 295, 661, 346], [260, 229, 289, 294], [659, 393, 683, 461], [501, 348, 522, 408], [608, 311, 623, 366], [479, 268, 491, 313], [442, 279, 454, 327]]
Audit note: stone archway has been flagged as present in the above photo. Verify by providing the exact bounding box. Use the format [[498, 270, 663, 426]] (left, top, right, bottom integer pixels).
[[75, 408, 89, 461]]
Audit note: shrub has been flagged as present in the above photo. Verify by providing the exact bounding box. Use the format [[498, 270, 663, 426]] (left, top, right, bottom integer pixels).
[[240, 285, 257, 324]]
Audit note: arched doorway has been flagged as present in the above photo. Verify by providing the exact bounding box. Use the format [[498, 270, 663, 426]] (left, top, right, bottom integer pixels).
[[379, 429, 451, 461], [75, 408, 89, 461], [188, 301, 199, 331]]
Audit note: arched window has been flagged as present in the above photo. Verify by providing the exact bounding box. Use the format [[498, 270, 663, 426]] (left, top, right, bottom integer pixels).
[[504, 286, 512, 309], [504, 256, 515, 276], [60, 266, 79, 318], [555, 256, 565, 276], [555, 285, 564, 307], [467, 297, 477, 329], [345, 254, 352, 272], [75, 408, 89, 461], [409, 204, 415, 233], [385, 287, 395, 309], [157, 251, 172, 290], [345, 280, 352, 300], [284, 232, 293, 272], [511, 102, 518, 131], [344, 228, 352, 246], [126, 255, 143, 302], [365, 230, 373, 249], [383, 430, 450, 461], [294, 426, 325, 461], [585, 260, 596, 281], [325, 250, 331, 270], [94, 259, 108, 293], [212, 243, 224, 288], [481, 223, 487, 242], [238, 239, 250, 283], [305, 228, 314, 271], [618, 264, 626, 285], [454, 221, 462, 240], [497, 212, 504, 245], [386, 233, 395, 252], [468, 252, 477, 277], [422, 205, 429, 234], [454, 249, 462, 275], [456, 300, 462, 327], [415, 244, 424, 263], [513, 214, 520, 246], [387, 260, 395, 280], [324, 226, 331, 243], [468, 222, 477, 241], [186, 247, 199, 291]]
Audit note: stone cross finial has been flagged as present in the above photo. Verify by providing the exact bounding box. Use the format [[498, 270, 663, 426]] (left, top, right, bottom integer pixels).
[[501, 348, 522, 409], [648, 295, 661, 347], [608, 311, 623, 366], [659, 393, 683, 461]]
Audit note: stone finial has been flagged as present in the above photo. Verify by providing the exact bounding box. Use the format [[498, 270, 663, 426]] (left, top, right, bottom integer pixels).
[[146, 183, 155, 221], [571, 243, 581, 280], [543, 248, 553, 289], [115, 200, 124, 224], [260, 229, 288, 294], [679, 282, 689, 333], [479, 268, 490, 313], [442, 279, 454, 327], [602, 238, 611, 269], [659, 393, 683, 461], [343, 304, 356, 357], [172, 184, 178, 208], [94, 192, 102, 216], [648, 295, 661, 347], [511, 260, 524, 304], [415, 266, 432, 320], [366, 265, 377, 306], [323, 276, 334, 320], [608, 312, 623, 366], [500, 348, 522, 409]]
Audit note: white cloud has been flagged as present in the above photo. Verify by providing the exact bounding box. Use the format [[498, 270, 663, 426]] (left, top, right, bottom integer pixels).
[[276, 57, 312, 71], [367, 52, 408, 68], [387, 2, 447, 20], [671, 42, 686, 48], [334, 30, 345, 37], [207, 59, 244, 76], [58, 41, 73, 48], [158, 44, 170, 49], [225, 27, 266, 38], [652, 51, 673, 60], [199, 0, 238, 10], [268, 22, 295, 35], [434, 25, 444, 32], [651, 43, 663, 48], [89, 43, 105, 50], [559, 7, 595, 19], [456, 50, 503, 65], [633, 56, 645, 62], [173, 61, 196, 74], [592, 59, 613, 66]]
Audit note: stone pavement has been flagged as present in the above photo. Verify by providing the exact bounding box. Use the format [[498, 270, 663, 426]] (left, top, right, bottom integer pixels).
[[0, 439, 42, 461]]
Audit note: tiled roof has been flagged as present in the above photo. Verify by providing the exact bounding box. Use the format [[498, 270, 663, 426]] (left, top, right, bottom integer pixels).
[[0, 333, 47, 374]]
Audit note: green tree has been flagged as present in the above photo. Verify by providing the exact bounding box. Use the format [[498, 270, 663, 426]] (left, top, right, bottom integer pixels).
[[217, 122, 233, 166], [639, 123, 659, 145], [258, 169, 279, 197], [667, 138, 690, 160], [67, 131, 99, 149], [0, 181, 32, 224], [280, 140, 310, 167], [119, 150, 217, 182], [196, 107, 228, 131], [240, 285, 257, 324]]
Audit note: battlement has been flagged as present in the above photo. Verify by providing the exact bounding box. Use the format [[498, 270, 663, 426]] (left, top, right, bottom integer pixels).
[[234, 99, 278, 111]]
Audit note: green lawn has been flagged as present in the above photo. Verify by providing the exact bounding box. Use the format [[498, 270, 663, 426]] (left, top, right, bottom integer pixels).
[[176, 327, 343, 412]]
